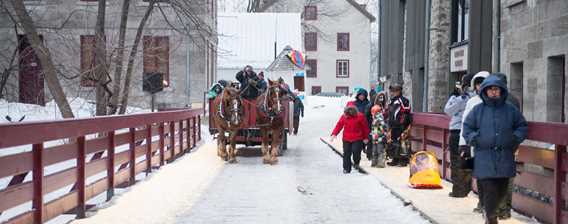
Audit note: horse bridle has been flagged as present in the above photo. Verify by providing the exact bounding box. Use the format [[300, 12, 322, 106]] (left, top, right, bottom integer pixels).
[[262, 85, 283, 120], [218, 89, 242, 127]]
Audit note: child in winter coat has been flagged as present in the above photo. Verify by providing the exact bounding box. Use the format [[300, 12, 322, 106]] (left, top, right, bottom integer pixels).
[[370, 105, 388, 168], [331, 103, 370, 174]]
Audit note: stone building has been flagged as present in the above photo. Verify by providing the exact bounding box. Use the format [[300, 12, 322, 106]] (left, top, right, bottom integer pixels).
[[257, 0, 375, 96], [0, 0, 218, 110], [379, 0, 568, 122], [498, 0, 568, 123]]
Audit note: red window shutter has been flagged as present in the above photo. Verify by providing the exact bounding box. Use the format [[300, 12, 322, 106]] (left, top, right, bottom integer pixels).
[[304, 6, 317, 20], [143, 36, 158, 80], [311, 86, 321, 95], [158, 36, 169, 87], [306, 59, 317, 78], [305, 32, 317, 51], [143, 36, 170, 87], [337, 33, 350, 51], [80, 35, 96, 87]]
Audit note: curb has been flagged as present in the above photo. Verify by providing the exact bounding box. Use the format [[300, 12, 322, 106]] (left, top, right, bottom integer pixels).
[[319, 137, 439, 224]]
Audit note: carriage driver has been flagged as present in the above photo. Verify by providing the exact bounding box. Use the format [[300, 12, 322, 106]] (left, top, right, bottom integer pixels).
[[236, 65, 262, 99]]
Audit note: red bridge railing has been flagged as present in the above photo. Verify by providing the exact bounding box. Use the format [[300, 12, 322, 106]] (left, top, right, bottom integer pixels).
[[0, 108, 203, 224], [410, 112, 567, 224]]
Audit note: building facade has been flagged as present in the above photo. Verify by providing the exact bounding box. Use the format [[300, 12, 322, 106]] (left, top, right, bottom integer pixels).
[[216, 13, 302, 83], [258, 0, 375, 96], [0, 0, 217, 110], [379, 0, 568, 123]]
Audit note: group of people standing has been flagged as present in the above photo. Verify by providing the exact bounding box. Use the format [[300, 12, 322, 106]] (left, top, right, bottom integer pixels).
[[445, 71, 527, 224], [331, 83, 413, 173], [330, 71, 527, 224]]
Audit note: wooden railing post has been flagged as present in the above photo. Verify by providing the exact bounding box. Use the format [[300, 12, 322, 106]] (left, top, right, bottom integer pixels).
[[159, 123, 165, 166], [192, 117, 197, 148], [186, 118, 191, 151], [76, 136, 86, 219], [146, 124, 152, 174], [129, 128, 136, 185], [441, 129, 448, 180], [198, 115, 201, 141], [169, 121, 175, 161], [179, 120, 184, 155], [32, 143, 44, 224], [554, 144, 566, 224], [422, 126, 427, 151], [107, 131, 115, 201]]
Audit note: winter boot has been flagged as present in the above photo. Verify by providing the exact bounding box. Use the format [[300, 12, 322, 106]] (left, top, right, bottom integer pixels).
[[371, 158, 378, 167], [387, 159, 399, 166]]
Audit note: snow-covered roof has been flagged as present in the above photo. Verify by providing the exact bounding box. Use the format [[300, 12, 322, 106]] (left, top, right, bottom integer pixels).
[[217, 13, 302, 69], [266, 45, 303, 72]]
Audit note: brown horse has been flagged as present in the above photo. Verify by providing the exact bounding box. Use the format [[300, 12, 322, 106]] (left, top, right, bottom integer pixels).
[[256, 79, 287, 165], [212, 85, 243, 163]]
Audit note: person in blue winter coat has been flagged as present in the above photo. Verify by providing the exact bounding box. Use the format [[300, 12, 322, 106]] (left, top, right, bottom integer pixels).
[[352, 89, 372, 160], [462, 75, 528, 224]]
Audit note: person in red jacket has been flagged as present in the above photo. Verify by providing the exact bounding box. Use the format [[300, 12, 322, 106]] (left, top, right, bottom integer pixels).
[[331, 103, 370, 173]]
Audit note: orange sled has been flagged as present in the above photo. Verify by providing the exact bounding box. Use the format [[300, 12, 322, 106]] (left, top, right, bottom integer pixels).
[[409, 151, 443, 189]]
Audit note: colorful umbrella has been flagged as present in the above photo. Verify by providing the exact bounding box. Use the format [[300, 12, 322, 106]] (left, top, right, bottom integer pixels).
[[287, 49, 305, 69]]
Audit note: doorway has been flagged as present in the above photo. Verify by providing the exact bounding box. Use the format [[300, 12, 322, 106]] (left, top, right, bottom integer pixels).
[[547, 55, 565, 123], [294, 76, 305, 92], [18, 35, 45, 105]]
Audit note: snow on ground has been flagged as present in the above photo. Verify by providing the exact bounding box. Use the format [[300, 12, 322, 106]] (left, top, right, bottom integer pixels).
[[175, 95, 429, 224], [66, 96, 429, 224], [0, 98, 149, 124]]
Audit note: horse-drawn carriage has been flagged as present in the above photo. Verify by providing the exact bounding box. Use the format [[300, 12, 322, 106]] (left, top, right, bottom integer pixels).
[[208, 79, 293, 164]]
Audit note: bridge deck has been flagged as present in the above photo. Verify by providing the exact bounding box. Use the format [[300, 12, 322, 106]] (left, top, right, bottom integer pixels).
[[321, 137, 538, 224]]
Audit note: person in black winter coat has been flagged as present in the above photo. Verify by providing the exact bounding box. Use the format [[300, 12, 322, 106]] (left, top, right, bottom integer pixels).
[[236, 65, 261, 99], [292, 96, 304, 135], [462, 75, 528, 224], [387, 83, 413, 167]]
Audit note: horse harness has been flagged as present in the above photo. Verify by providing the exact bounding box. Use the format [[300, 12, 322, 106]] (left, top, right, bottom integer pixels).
[[258, 86, 283, 126], [217, 89, 241, 128]]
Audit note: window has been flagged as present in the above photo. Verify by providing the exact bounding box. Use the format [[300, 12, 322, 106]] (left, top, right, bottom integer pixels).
[[80, 35, 96, 87], [336, 86, 349, 96], [311, 86, 321, 95], [304, 6, 317, 20], [451, 0, 470, 43], [304, 32, 317, 51], [337, 33, 350, 51], [547, 55, 566, 122], [510, 62, 524, 112], [143, 36, 170, 87], [306, 59, 317, 78], [336, 60, 349, 78]]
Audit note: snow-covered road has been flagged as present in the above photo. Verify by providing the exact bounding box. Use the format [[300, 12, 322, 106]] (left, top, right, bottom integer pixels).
[[175, 97, 429, 224]]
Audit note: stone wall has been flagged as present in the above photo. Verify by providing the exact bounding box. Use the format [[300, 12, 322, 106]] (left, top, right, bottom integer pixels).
[[500, 0, 568, 122], [427, 0, 451, 112]]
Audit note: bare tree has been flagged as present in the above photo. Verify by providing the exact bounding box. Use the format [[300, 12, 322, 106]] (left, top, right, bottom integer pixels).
[[109, 0, 131, 114], [8, 0, 75, 118], [0, 27, 18, 99], [94, 0, 109, 116], [250, 0, 348, 42], [118, 0, 157, 114]]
